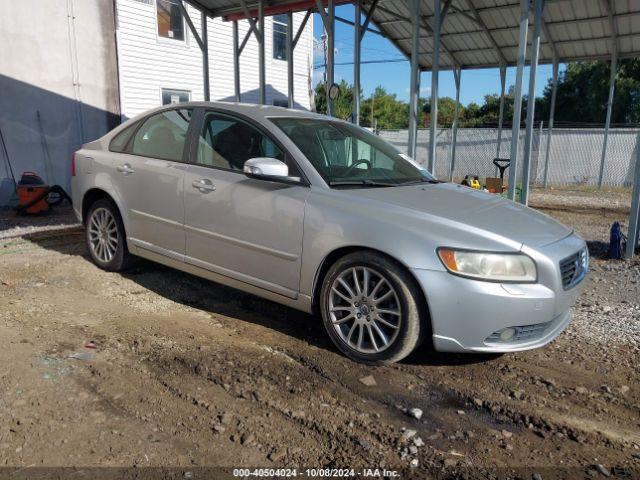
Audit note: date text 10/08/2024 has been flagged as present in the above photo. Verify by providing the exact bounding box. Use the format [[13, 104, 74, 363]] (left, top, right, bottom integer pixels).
[[232, 468, 402, 478]]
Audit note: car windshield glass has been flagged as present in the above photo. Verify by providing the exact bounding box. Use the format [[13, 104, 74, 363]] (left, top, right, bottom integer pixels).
[[270, 118, 435, 187]]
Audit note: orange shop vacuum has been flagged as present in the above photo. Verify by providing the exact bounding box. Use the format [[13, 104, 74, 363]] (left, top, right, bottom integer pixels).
[[16, 171, 71, 215]]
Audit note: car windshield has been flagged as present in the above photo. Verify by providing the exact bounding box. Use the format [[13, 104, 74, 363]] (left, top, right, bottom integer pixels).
[[270, 118, 435, 187]]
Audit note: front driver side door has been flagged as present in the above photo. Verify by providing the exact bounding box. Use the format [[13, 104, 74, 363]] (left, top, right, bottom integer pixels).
[[183, 110, 310, 298]]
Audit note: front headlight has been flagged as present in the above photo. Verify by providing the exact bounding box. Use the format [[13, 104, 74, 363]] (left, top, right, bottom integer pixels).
[[437, 248, 537, 283]]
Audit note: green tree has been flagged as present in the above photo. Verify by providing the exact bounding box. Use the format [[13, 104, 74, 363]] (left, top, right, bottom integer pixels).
[[360, 86, 409, 129], [312, 60, 640, 130], [462, 102, 482, 126], [435, 97, 465, 127], [536, 59, 640, 125], [314, 80, 355, 121]]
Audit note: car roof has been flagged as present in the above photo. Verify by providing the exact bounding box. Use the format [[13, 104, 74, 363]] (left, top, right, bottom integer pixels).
[[160, 101, 332, 122]]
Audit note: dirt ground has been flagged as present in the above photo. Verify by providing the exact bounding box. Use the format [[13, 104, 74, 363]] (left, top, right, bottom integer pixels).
[[0, 187, 639, 479]]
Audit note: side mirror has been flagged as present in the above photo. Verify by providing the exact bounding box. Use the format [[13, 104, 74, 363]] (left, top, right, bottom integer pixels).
[[243, 158, 300, 183]]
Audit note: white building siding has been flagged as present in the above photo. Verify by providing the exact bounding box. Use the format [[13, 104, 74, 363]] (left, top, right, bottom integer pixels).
[[116, 0, 313, 119]]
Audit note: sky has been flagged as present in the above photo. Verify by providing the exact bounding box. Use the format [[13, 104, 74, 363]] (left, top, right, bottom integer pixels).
[[312, 5, 563, 106]]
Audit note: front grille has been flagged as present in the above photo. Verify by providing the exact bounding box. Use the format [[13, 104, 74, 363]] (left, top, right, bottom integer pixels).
[[485, 321, 552, 344], [559, 248, 588, 290]]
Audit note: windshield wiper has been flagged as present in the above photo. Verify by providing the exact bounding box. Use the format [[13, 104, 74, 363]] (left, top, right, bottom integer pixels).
[[328, 180, 399, 187], [397, 178, 442, 186]]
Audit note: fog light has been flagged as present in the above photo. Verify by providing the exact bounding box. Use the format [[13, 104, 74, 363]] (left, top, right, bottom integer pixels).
[[500, 328, 516, 342]]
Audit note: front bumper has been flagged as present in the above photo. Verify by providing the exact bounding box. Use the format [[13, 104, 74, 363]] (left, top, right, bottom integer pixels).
[[412, 234, 586, 353]]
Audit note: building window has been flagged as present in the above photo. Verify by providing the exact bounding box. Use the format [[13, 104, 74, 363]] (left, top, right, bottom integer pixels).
[[162, 88, 191, 105], [156, 0, 185, 41], [273, 14, 288, 61]]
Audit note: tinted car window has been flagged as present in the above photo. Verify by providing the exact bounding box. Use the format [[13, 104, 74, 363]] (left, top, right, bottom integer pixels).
[[130, 109, 192, 162], [109, 122, 139, 153], [196, 112, 286, 172]]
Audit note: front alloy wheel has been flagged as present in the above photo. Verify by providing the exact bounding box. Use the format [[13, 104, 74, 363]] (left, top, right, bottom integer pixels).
[[329, 266, 402, 354], [320, 251, 425, 364]]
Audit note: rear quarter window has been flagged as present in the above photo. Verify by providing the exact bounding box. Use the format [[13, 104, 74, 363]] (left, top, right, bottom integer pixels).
[[130, 109, 192, 162], [109, 122, 139, 153]]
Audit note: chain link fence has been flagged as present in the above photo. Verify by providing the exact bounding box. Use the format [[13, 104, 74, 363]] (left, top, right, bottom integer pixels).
[[379, 127, 640, 188]]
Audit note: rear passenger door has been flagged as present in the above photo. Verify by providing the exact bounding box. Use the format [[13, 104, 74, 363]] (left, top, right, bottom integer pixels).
[[111, 108, 193, 260]]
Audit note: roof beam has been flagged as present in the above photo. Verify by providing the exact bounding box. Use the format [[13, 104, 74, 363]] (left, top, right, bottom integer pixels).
[[239, 0, 262, 41], [443, 31, 637, 57], [373, 3, 463, 68], [405, 0, 582, 24], [292, 8, 313, 47], [360, 0, 380, 40], [463, 0, 508, 66], [601, 0, 618, 55], [441, 0, 454, 26], [177, 2, 205, 51], [541, 17, 559, 61], [447, 6, 477, 24], [429, 50, 639, 70], [391, 10, 640, 46], [209, 0, 353, 19], [377, 10, 640, 30]]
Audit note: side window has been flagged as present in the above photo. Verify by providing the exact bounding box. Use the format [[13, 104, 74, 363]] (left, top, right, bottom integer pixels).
[[272, 14, 288, 61], [162, 88, 190, 105], [156, 0, 185, 42], [130, 109, 192, 162], [109, 122, 139, 153], [196, 113, 286, 172]]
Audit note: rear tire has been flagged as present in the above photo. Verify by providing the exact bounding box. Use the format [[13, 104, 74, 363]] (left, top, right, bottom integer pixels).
[[85, 198, 133, 272], [320, 251, 425, 365]]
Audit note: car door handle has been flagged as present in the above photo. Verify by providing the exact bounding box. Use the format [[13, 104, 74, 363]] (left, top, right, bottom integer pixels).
[[192, 179, 216, 193], [117, 164, 135, 175]]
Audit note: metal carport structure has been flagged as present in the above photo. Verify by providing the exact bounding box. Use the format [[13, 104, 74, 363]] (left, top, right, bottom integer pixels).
[[180, 0, 640, 258]]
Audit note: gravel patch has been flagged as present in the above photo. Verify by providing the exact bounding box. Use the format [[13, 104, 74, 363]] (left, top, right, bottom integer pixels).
[[0, 205, 79, 239]]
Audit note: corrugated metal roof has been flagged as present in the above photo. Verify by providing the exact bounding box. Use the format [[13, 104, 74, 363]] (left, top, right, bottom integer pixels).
[[187, 0, 640, 69]]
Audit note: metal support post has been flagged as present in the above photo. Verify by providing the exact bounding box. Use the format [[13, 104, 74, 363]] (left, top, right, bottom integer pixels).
[[521, 0, 544, 205], [428, 0, 441, 174], [542, 58, 559, 188], [496, 64, 507, 158], [201, 12, 210, 101], [352, 0, 378, 124], [353, 1, 362, 125], [327, 0, 335, 116], [449, 66, 461, 181], [495, 64, 507, 176], [598, 50, 618, 187], [258, 0, 266, 105], [177, 3, 209, 102], [287, 11, 294, 108], [408, 0, 421, 158], [233, 21, 241, 102], [239, 0, 266, 104], [626, 136, 640, 259], [315, 0, 336, 116], [507, 0, 530, 201]]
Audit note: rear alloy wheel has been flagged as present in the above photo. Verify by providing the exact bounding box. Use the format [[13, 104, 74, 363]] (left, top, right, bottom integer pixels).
[[86, 198, 132, 271], [320, 251, 425, 364]]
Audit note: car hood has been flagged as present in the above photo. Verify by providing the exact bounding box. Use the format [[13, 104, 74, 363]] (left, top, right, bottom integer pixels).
[[343, 182, 572, 248]]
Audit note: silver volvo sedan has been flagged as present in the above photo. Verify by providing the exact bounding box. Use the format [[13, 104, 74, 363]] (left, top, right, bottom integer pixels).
[[71, 102, 588, 364]]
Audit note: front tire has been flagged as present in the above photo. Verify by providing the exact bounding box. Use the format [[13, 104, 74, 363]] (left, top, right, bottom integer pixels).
[[320, 251, 425, 365], [85, 198, 132, 272]]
